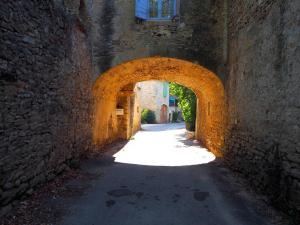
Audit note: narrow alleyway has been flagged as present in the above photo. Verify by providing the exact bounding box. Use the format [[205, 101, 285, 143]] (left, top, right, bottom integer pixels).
[[59, 123, 276, 225]]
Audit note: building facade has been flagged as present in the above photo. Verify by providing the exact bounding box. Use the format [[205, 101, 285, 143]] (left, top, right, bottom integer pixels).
[[137, 81, 170, 123]]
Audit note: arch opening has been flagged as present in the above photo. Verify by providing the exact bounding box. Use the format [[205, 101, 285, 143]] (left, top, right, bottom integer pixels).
[[93, 57, 225, 157]]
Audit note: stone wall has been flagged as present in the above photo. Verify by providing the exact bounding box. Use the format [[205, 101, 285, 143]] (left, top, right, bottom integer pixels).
[[90, 0, 227, 155], [225, 0, 300, 219], [1, 0, 299, 219], [91, 0, 227, 80], [132, 86, 142, 134], [0, 0, 94, 212]]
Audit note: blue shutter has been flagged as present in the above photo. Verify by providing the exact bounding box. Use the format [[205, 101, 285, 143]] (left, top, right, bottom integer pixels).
[[136, 0, 148, 19], [163, 82, 168, 97]]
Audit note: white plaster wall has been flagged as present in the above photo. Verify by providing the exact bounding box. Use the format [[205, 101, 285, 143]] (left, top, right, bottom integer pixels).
[[136, 81, 169, 123]]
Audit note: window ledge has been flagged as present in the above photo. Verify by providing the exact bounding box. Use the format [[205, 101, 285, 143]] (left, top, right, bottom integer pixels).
[[145, 20, 175, 25]]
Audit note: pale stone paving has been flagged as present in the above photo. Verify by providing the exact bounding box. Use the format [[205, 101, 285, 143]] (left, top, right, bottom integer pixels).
[[59, 123, 277, 225]]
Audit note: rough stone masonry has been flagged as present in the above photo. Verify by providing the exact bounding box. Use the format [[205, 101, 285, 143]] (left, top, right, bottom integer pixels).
[[0, 0, 94, 213], [0, 0, 299, 220], [225, 0, 300, 219]]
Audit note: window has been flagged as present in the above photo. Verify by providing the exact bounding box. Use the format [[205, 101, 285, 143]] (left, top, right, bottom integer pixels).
[[136, 0, 177, 20], [169, 96, 176, 106], [169, 96, 178, 107]]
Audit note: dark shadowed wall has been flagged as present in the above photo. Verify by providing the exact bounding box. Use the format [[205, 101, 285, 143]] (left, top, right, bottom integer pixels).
[[225, 0, 300, 217], [0, 0, 94, 211]]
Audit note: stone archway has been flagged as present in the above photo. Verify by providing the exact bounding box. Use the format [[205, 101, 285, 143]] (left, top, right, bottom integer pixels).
[[93, 57, 225, 156]]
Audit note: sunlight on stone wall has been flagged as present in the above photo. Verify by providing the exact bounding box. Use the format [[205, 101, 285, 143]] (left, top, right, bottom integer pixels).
[[93, 57, 225, 157]]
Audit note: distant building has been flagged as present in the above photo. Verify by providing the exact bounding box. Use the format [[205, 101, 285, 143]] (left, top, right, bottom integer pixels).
[[137, 81, 170, 123]]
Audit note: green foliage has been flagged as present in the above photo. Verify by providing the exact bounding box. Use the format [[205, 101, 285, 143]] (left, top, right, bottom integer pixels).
[[141, 109, 156, 124], [170, 83, 196, 131]]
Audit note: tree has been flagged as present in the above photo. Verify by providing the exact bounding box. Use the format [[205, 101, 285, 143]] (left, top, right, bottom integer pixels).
[[169, 83, 196, 131]]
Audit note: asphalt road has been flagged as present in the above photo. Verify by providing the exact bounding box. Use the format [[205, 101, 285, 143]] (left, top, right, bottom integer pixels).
[[60, 123, 275, 225]]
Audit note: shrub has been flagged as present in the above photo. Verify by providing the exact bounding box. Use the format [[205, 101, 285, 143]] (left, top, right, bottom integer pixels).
[[170, 83, 196, 131], [141, 109, 156, 124], [172, 111, 179, 122]]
